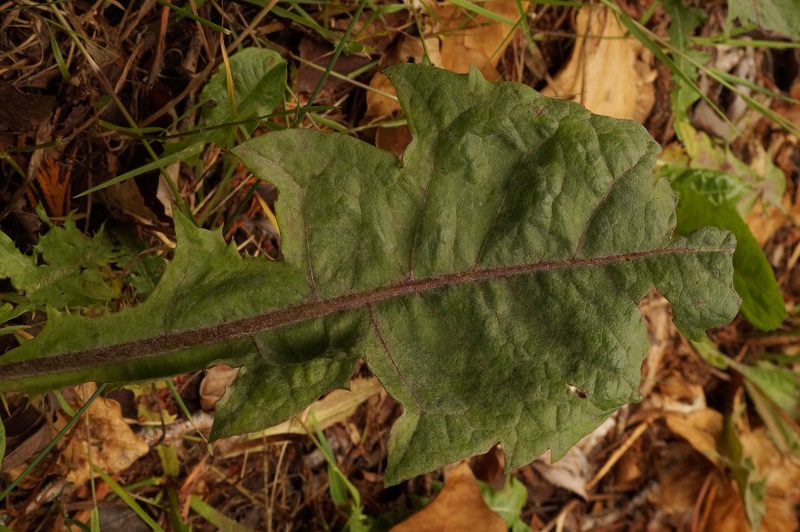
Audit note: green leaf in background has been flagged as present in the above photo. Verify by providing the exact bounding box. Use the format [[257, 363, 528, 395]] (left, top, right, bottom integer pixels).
[[693, 337, 799, 457], [723, 412, 767, 532], [106, 224, 165, 299], [738, 360, 800, 414], [745, 379, 800, 455], [190, 495, 252, 532], [478, 477, 530, 531], [728, 0, 800, 40], [670, 182, 785, 330], [664, 165, 752, 210], [0, 211, 120, 312], [199, 47, 287, 149], [663, 0, 708, 126], [671, 122, 786, 213], [0, 65, 740, 485]]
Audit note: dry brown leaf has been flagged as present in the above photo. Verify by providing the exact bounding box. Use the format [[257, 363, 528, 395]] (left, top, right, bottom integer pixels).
[[655, 416, 800, 530], [97, 179, 163, 223], [296, 36, 373, 96], [36, 154, 71, 218], [745, 200, 789, 247], [741, 427, 800, 531], [612, 446, 644, 491], [535, 416, 615, 498], [0, 82, 55, 131], [57, 383, 149, 485], [436, 0, 528, 80], [390, 462, 506, 532], [199, 364, 239, 410], [640, 296, 674, 398], [0, 402, 53, 475], [533, 448, 589, 499], [363, 30, 433, 123], [649, 442, 713, 515], [375, 125, 414, 159], [541, 6, 655, 122], [665, 408, 724, 468], [649, 371, 706, 414], [705, 477, 750, 532], [365, 71, 401, 122]]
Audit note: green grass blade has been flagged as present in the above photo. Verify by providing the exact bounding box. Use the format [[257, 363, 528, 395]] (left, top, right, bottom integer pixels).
[[449, 0, 516, 25], [309, 412, 362, 508], [47, 24, 71, 82], [269, 4, 339, 40], [291, 0, 369, 127], [93, 465, 166, 532], [75, 142, 204, 198], [707, 67, 800, 105], [154, 0, 231, 34], [602, 1, 732, 133], [165, 379, 210, 447], [691, 35, 800, 49], [98, 121, 168, 136], [190, 495, 253, 532]]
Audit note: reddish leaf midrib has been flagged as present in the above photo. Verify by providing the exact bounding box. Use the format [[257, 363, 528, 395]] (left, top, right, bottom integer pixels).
[[0, 245, 732, 380]]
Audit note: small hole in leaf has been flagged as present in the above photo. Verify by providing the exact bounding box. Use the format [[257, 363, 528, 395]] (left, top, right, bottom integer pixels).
[[566, 384, 587, 399]]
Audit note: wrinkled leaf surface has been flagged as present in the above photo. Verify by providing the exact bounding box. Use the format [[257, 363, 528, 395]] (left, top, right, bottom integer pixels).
[[0, 65, 739, 484]]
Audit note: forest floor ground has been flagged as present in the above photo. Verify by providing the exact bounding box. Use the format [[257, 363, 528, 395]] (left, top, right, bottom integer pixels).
[[1, 1, 800, 530]]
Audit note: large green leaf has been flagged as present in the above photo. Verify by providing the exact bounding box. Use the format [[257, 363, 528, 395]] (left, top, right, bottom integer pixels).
[[0, 65, 739, 484], [728, 0, 800, 39]]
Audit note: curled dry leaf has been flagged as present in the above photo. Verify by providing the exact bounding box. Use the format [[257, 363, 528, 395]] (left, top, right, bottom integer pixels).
[[390, 462, 506, 532], [57, 383, 149, 485], [97, 180, 164, 224], [649, 371, 707, 414], [639, 296, 674, 399], [657, 411, 800, 530], [436, 0, 528, 80], [665, 408, 724, 468], [740, 427, 800, 531], [0, 403, 52, 475], [541, 6, 656, 122], [199, 364, 239, 410], [533, 416, 615, 499]]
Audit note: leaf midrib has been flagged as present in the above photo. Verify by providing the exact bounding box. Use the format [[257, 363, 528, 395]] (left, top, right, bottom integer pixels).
[[0, 245, 732, 380]]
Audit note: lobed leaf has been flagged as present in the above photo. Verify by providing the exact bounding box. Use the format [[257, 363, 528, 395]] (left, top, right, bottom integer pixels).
[[0, 213, 120, 311], [0, 65, 739, 484]]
